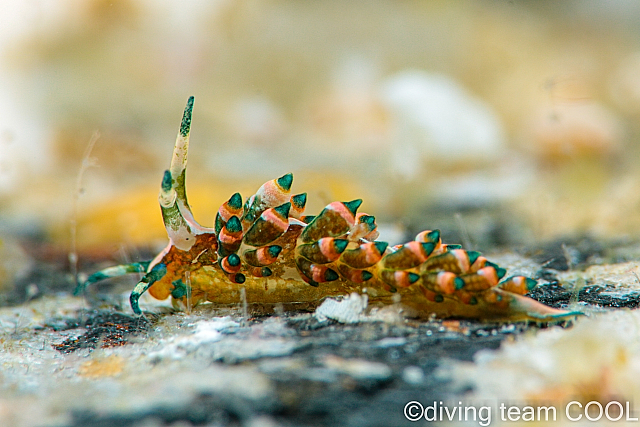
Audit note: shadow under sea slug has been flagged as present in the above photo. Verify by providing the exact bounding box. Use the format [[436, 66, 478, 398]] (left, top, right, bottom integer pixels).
[[76, 97, 581, 322]]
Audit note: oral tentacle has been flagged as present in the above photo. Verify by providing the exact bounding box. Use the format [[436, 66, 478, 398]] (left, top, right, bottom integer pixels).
[[74, 261, 150, 295], [130, 263, 168, 315]]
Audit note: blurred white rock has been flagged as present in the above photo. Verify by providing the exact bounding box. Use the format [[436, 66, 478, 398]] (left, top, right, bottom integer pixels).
[[379, 70, 506, 179], [229, 95, 289, 147], [449, 309, 640, 403]]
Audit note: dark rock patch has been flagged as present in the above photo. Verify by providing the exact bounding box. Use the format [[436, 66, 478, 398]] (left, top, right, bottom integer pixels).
[[50, 310, 155, 353]]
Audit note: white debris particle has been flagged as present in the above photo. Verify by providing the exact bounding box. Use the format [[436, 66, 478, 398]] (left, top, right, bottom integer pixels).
[[208, 337, 297, 362], [314, 293, 368, 323], [149, 317, 239, 360]]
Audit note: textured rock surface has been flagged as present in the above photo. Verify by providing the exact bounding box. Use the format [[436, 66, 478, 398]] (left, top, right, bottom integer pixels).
[[3, 240, 640, 426]]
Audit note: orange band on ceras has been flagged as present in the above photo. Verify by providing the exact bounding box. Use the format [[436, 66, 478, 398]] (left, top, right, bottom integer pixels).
[[242, 173, 293, 227], [482, 289, 508, 307], [215, 193, 243, 233], [336, 264, 373, 283], [220, 254, 242, 274], [243, 203, 291, 247], [499, 276, 537, 295], [347, 213, 378, 241], [217, 216, 243, 255], [295, 257, 339, 285], [382, 241, 435, 270], [459, 267, 500, 292], [259, 173, 293, 205], [299, 200, 361, 244], [379, 269, 419, 289], [420, 286, 443, 303], [421, 271, 459, 294], [248, 266, 272, 278], [469, 256, 488, 273], [243, 245, 282, 267], [289, 193, 307, 219], [340, 241, 388, 269], [421, 249, 470, 274], [415, 230, 443, 252], [454, 290, 477, 305], [297, 237, 348, 264]]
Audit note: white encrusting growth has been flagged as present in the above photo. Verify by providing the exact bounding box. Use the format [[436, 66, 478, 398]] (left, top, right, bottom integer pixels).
[[314, 292, 369, 323]]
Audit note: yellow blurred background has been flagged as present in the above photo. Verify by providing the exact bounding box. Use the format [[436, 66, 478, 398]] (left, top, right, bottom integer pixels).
[[2, 0, 640, 264]]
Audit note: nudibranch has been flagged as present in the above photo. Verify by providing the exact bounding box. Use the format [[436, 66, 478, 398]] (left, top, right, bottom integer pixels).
[[76, 97, 581, 322]]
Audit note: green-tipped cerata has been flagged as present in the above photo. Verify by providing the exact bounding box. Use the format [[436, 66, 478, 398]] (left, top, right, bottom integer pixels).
[[228, 192, 242, 210], [333, 239, 349, 254], [291, 193, 307, 209], [420, 242, 436, 257], [325, 268, 339, 281], [268, 245, 283, 258], [467, 251, 481, 266], [343, 199, 363, 216], [226, 216, 242, 233], [374, 241, 389, 254], [274, 202, 291, 218], [277, 173, 293, 192]]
